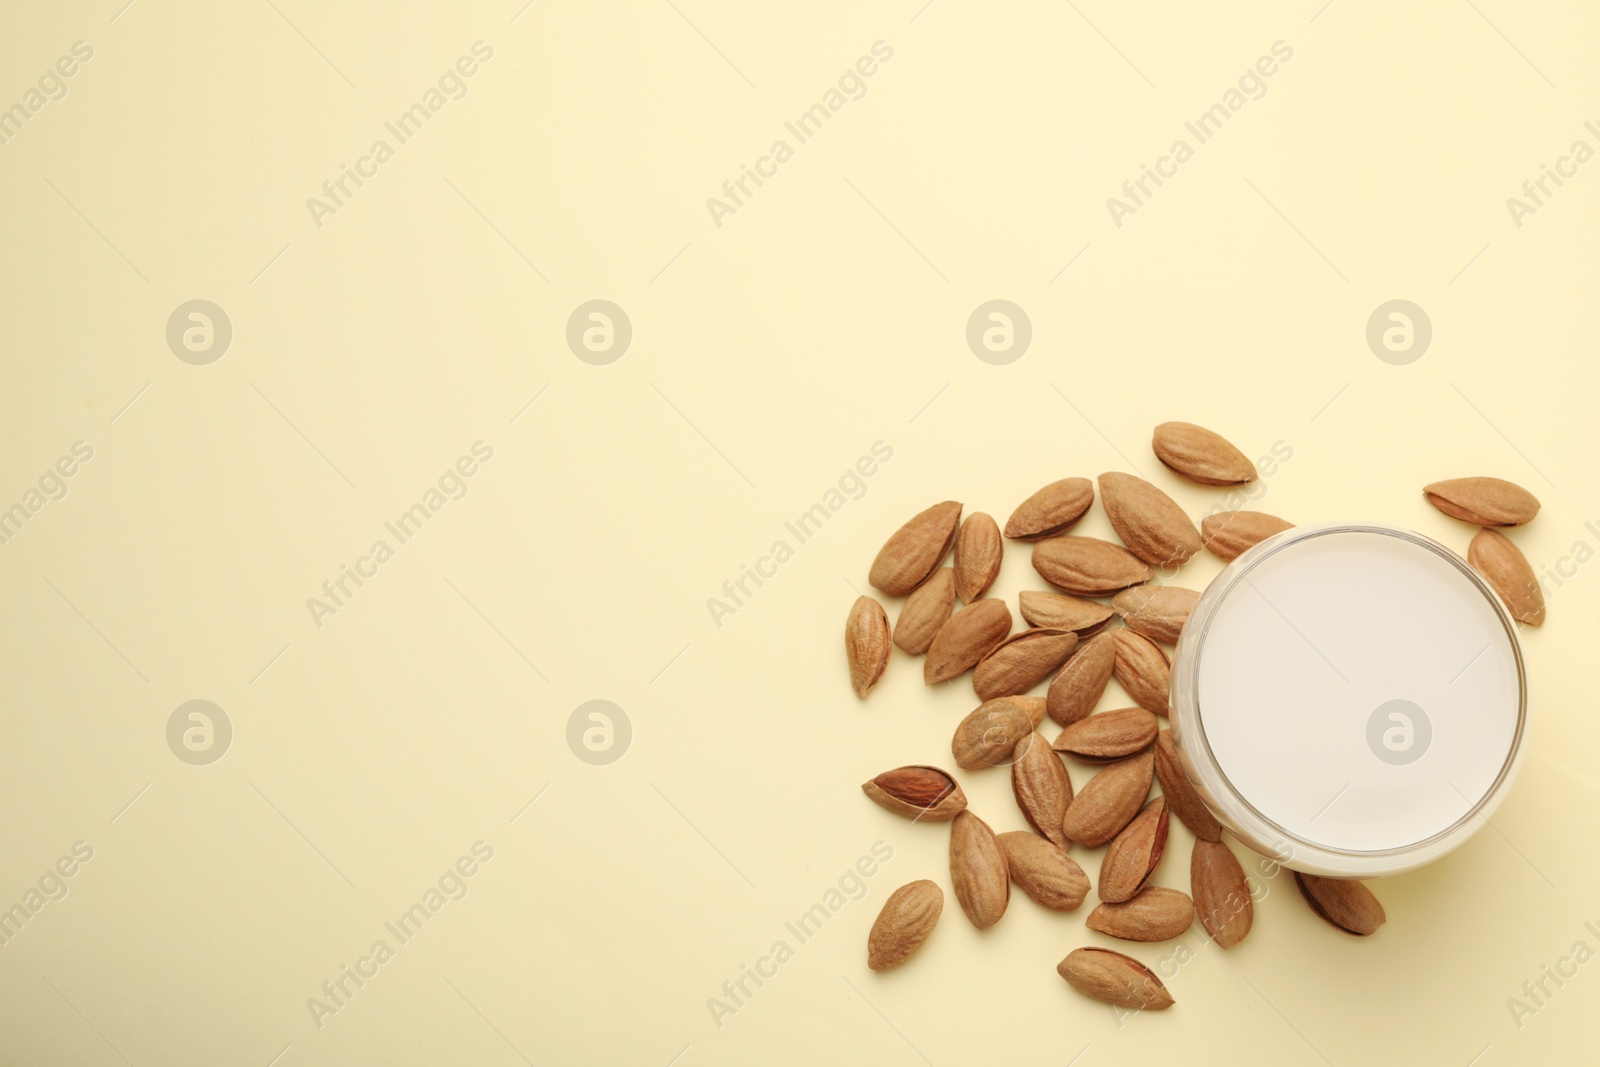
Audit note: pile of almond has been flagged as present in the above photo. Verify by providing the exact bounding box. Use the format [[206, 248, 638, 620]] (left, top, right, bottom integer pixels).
[[846, 422, 1544, 1011]]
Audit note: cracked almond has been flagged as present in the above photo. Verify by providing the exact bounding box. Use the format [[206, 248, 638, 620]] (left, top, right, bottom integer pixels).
[[1099, 798, 1168, 904], [862, 766, 967, 821]]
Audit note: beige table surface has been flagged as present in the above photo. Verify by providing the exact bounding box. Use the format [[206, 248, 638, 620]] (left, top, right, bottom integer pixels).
[[1, 1, 1597, 1064]]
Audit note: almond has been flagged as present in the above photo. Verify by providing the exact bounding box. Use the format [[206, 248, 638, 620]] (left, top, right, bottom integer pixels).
[[952, 697, 1044, 770], [1018, 591, 1115, 635], [862, 766, 968, 822], [1032, 536, 1152, 596], [1200, 510, 1292, 561], [1191, 839, 1253, 948], [925, 598, 1012, 684], [1294, 873, 1386, 936], [1112, 586, 1200, 646], [868, 880, 943, 970], [1086, 886, 1194, 942], [893, 567, 956, 654], [954, 512, 1003, 603], [869, 500, 962, 595], [973, 628, 1079, 700], [1053, 707, 1158, 763], [1424, 477, 1540, 527], [1005, 477, 1094, 540], [1153, 730, 1221, 842], [1113, 630, 1171, 717], [950, 811, 1009, 929], [1057, 947, 1173, 1010], [997, 831, 1089, 911], [1469, 527, 1545, 625], [1060, 749, 1153, 847], [1046, 632, 1116, 727], [1152, 422, 1255, 486], [1099, 798, 1168, 903], [1099, 472, 1202, 568], [845, 596, 890, 698], [1011, 733, 1074, 848]]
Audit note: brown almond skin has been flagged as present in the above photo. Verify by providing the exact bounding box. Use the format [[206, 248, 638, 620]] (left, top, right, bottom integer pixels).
[[1046, 632, 1116, 727], [997, 831, 1089, 911], [1112, 586, 1200, 646], [1005, 478, 1094, 540], [950, 811, 1009, 929], [1192, 840, 1253, 948], [1113, 630, 1171, 717], [862, 766, 968, 822], [1018, 591, 1115, 635], [1153, 730, 1222, 842], [1099, 798, 1168, 903], [1011, 733, 1074, 848], [1053, 707, 1158, 763], [894, 567, 956, 654], [1060, 750, 1153, 847], [846, 596, 891, 698], [925, 599, 1012, 684], [1087, 886, 1194, 942], [952, 698, 1040, 770], [973, 629, 1078, 700], [868, 880, 943, 970], [1201, 510, 1292, 561], [1057, 948, 1173, 1010], [1099, 472, 1203, 568], [954, 512, 1003, 603], [1032, 536, 1152, 596], [869, 500, 962, 595], [1295, 873, 1386, 936], [1424, 477, 1540, 527], [1469, 527, 1545, 625], [1152, 422, 1255, 485]]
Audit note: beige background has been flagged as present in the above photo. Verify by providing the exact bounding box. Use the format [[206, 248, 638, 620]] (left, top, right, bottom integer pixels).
[[1, 0, 1597, 1063]]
